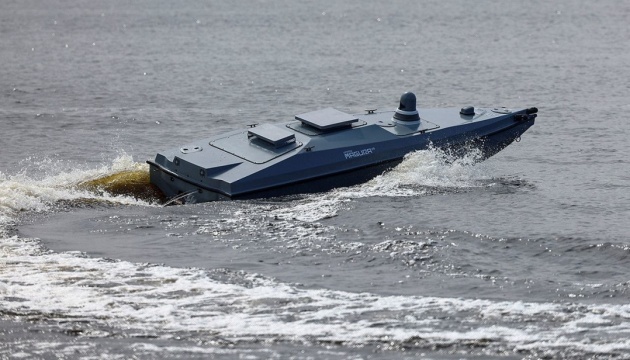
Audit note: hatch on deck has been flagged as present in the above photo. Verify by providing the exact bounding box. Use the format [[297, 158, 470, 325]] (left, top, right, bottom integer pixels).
[[211, 124, 302, 164], [296, 108, 359, 130], [247, 124, 296, 148]]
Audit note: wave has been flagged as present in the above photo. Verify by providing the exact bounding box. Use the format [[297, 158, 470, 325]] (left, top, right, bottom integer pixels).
[[271, 146, 494, 222], [1, 234, 629, 358], [0, 150, 625, 358], [0, 153, 158, 234]]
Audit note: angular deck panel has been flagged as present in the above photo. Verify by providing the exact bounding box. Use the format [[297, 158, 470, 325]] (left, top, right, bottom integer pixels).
[[296, 108, 359, 130]]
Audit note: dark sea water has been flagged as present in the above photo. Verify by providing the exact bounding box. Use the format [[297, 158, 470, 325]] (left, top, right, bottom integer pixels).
[[1, 0, 630, 359]]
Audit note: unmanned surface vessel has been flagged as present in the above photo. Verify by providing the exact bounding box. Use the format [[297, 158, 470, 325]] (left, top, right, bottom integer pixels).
[[147, 92, 537, 203]]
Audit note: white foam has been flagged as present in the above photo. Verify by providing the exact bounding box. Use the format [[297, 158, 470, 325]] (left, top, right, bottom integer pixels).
[[2, 234, 630, 356], [269, 147, 492, 222], [368, 146, 490, 192], [130, 343, 274, 356], [0, 152, 153, 220]]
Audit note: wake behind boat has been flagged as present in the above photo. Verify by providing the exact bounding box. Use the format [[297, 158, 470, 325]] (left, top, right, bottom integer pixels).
[[147, 92, 537, 203]]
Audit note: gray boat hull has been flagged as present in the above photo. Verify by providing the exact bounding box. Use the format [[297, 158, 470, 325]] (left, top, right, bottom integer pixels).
[[148, 97, 537, 204]]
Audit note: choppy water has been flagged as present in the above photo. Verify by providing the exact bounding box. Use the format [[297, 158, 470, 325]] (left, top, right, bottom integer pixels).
[[2, 0, 630, 358]]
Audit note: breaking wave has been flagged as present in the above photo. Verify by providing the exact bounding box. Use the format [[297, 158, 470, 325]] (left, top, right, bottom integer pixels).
[[0, 152, 157, 232], [272, 146, 493, 222]]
